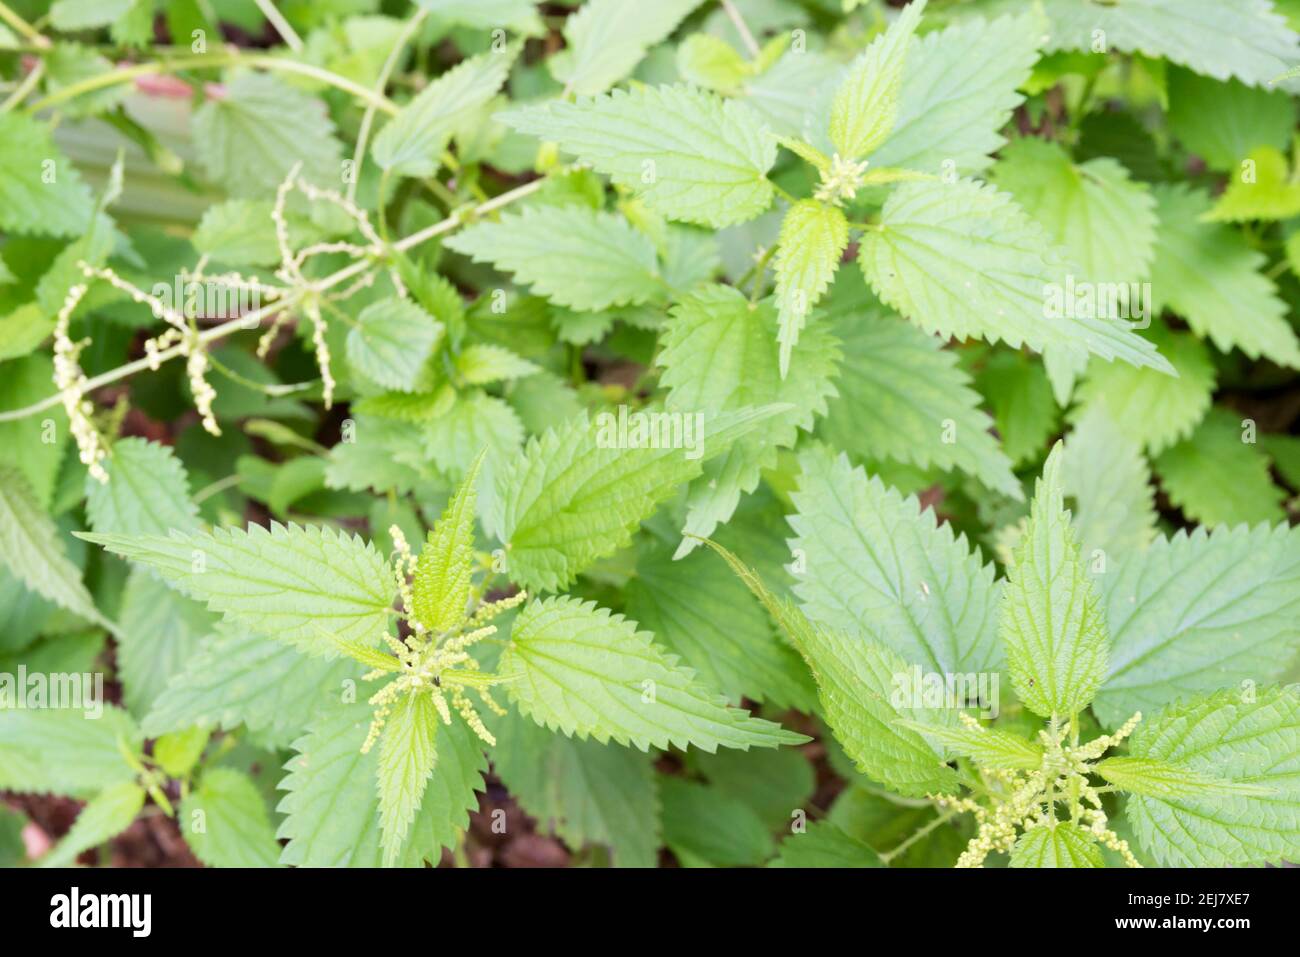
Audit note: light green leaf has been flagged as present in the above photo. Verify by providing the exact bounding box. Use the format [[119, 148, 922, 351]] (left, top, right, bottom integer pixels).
[[0, 354, 67, 509], [39, 782, 145, 868], [0, 112, 93, 236], [999, 444, 1108, 718], [489, 707, 659, 867], [346, 297, 442, 392], [789, 445, 1004, 675], [191, 199, 282, 266], [1167, 67, 1296, 171], [416, 0, 544, 33], [499, 595, 808, 752], [503, 85, 777, 228], [657, 285, 839, 555], [677, 33, 752, 93], [378, 692, 439, 867], [118, 569, 216, 719], [774, 199, 848, 376], [1093, 523, 1300, 729], [181, 768, 281, 867], [819, 289, 1020, 498], [446, 206, 664, 311], [1114, 687, 1300, 867], [81, 522, 394, 658], [1149, 183, 1300, 367], [1061, 408, 1157, 563], [1009, 823, 1103, 868], [152, 727, 210, 779], [412, 457, 481, 634], [193, 72, 343, 197], [550, 0, 703, 95], [624, 540, 817, 712], [827, 0, 925, 160], [0, 706, 141, 798], [1204, 146, 1300, 222], [869, 9, 1044, 175], [86, 437, 201, 537], [702, 539, 959, 797], [0, 466, 108, 630], [1041, 0, 1298, 89], [859, 178, 1172, 374], [278, 700, 486, 867], [373, 46, 515, 177], [771, 820, 884, 868], [455, 344, 539, 385], [490, 405, 783, 592], [908, 722, 1044, 771], [1154, 408, 1286, 527], [143, 626, 360, 746]]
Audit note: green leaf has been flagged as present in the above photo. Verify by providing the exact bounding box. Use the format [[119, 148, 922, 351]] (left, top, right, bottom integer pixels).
[[1041, 0, 1298, 89], [974, 350, 1059, 468], [702, 539, 959, 797], [771, 820, 884, 868], [827, 0, 925, 160], [503, 85, 777, 228], [499, 595, 808, 752], [774, 199, 848, 375], [0, 354, 67, 509], [658, 776, 773, 866], [657, 285, 839, 554], [999, 444, 1108, 718], [193, 72, 343, 197], [1204, 146, 1300, 222], [152, 727, 210, 779], [86, 437, 201, 537], [50, 0, 134, 29], [1149, 184, 1300, 367], [0, 112, 93, 237], [412, 457, 481, 633], [692, 745, 815, 830], [869, 8, 1044, 175], [445, 206, 664, 311], [1009, 823, 1103, 868], [550, 0, 703, 96], [859, 178, 1172, 374], [373, 46, 515, 178], [1061, 409, 1157, 562], [118, 568, 216, 719], [677, 33, 752, 93], [142, 626, 359, 746], [1071, 322, 1214, 455], [789, 445, 1003, 675], [423, 392, 524, 529], [489, 707, 659, 867], [1167, 67, 1296, 171], [278, 700, 486, 867], [180, 768, 281, 867], [1113, 687, 1300, 866], [819, 290, 1020, 497], [0, 706, 141, 798], [1093, 522, 1300, 729], [624, 540, 817, 712], [1154, 408, 1286, 527], [490, 405, 783, 592], [0, 466, 108, 630], [191, 199, 282, 266], [910, 722, 1044, 771], [416, 0, 544, 33], [346, 297, 442, 392], [377, 691, 439, 867], [38, 782, 145, 868], [455, 344, 539, 385], [81, 522, 394, 658]]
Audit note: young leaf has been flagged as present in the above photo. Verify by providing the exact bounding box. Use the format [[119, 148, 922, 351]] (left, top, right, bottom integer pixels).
[[498, 595, 808, 753], [1093, 522, 1300, 729], [455, 344, 539, 385], [180, 768, 281, 868], [503, 86, 777, 228], [999, 444, 1109, 718], [445, 206, 664, 311], [789, 445, 1004, 675], [827, 0, 925, 161], [372, 46, 515, 178], [377, 692, 439, 867], [489, 405, 784, 593], [550, 0, 703, 95], [859, 178, 1173, 375], [1111, 687, 1300, 867], [1009, 823, 1103, 868], [412, 456, 481, 633], [86, 437, 201, 537], [346, 297, 442, 392], [80, 522, 395, 658], [38, 782, 146, 868], [909, 723, 1044, 771], [0, 466, 109, 631], [774, 199, 849, 375]]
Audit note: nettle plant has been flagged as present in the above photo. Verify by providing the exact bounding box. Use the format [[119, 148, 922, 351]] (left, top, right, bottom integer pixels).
[[1, 0, 1299, 869]]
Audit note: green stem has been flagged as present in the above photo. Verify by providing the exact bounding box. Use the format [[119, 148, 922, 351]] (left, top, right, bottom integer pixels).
[[0, 58, 44, 112], [0, 1, 46, 46], [879, 808, 958, 864]]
